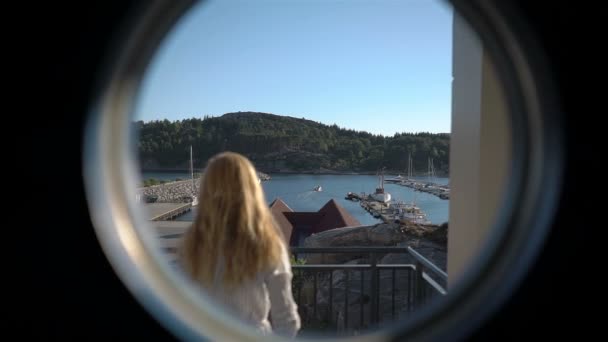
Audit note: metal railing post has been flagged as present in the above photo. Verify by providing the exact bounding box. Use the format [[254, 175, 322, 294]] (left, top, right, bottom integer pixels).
[[415, 261, 424, 308], [370, 253, 378, 324]]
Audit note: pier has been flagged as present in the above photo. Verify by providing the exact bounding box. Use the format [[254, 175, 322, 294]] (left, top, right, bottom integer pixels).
[[347, 191, 436, 225], [145, 203, 193, 221], [385, 179, 450, 200], [400, 180, 450, 200], [347, 193, 405, 224]]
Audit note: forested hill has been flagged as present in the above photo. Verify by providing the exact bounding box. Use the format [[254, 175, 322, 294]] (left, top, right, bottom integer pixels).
[[135, 112, 450, 175]]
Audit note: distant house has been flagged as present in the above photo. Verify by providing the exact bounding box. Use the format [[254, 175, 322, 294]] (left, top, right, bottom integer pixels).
[[269, 198, 361, 246]]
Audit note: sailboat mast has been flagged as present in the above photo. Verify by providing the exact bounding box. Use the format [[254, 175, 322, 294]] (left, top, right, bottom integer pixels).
[[408, 153, 411, 179], [428, 157, 431, 183], [431, 158, 435, 183], [411, 155, 417, 205], [190, 145, 195, 192]]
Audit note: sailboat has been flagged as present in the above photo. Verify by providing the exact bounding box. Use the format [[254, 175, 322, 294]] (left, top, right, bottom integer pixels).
[[190, 145, 198, 207], [397, 154, 431, 225], [404, 152, 414, 185], [390, 153, 414, 185], [425, 157, 438, 187]]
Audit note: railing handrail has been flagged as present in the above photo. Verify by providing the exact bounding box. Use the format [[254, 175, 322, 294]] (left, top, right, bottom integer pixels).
[[291, 246, 409, 253], [422, 272, 447, 295], [407, 246, 448, 281], [290, 246, 447, 281], [292, 264, 415, 270], [150, 203, 192, 221], [289, 246, 447, 332]]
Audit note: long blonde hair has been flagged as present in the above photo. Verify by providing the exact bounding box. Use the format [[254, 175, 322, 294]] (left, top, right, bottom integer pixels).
[[179, 152, 285, 286]]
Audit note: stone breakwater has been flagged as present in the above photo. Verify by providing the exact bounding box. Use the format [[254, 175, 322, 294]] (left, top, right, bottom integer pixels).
[[138, 179, 200, 203], [138, 171, 271, 203]]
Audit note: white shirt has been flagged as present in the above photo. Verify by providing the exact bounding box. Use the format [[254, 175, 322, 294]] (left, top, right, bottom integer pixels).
[[195, 247, 301, 338]]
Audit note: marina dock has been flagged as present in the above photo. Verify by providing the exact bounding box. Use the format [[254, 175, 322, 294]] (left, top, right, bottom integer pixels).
[[145, 202, 193, 221], [385, 179, 450, 200], [400, 180, 450, 200], [347, 194, 405, 224], [347, 183, 441, 225]]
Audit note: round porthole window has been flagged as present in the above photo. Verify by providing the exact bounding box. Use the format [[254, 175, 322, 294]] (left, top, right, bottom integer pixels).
[[83, 0, 563, 340]]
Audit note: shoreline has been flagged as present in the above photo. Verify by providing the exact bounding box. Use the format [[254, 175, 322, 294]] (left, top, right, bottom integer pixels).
[[141, 169, 449, 178]]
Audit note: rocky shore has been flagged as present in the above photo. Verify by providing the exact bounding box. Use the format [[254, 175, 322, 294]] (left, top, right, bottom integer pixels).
[[138, 171, 270, 203], [138, 179, 199, 203]]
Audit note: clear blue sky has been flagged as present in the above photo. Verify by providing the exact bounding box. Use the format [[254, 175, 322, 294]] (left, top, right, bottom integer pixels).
[[134, 0, 453, 135]]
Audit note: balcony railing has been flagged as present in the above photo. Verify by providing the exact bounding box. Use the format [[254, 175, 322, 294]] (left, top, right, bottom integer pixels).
[[290, 246, 447, 335]]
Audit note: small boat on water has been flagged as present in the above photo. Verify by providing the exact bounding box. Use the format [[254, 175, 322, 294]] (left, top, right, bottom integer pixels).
[[394, 201, 431, 225], [385, 174, 405, 183], [399, 212, 431, 225], [345, 192, 361, 201], [313, 185, 322, 192]]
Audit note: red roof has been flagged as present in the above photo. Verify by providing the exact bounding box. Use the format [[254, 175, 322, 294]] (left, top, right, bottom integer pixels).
[[269, 198, 294, 244], [316, 199, 361, 233], [270, 198, 361, 246]]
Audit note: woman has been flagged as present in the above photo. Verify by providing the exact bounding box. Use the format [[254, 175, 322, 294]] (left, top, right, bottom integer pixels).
[[179, 152, 301, 337]]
